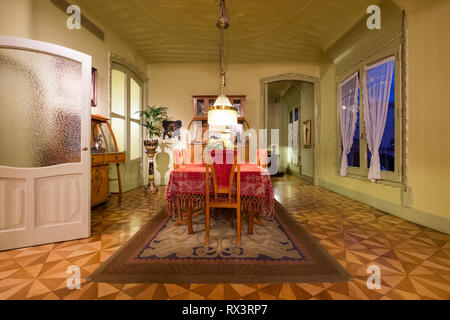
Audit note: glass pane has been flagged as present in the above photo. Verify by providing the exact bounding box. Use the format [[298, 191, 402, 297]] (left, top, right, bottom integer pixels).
[[380, 69, 395, 172], [130, 121, 141, 160], [233, 99, 241, 116], [130, 78, 141, 119], [347, 88, 360, 167], [196, 99, 205, 116], [111, 69, 125, 116], [367, 64, 395, 172], [0, 47, 82, 168], [111, 117, 125, 152]]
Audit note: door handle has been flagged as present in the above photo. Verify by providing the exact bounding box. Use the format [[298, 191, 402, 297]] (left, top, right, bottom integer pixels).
[[82, 147, 89, 151]]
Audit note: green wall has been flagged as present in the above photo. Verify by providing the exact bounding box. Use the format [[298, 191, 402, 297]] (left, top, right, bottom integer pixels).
[[319, 0, 450, 234]]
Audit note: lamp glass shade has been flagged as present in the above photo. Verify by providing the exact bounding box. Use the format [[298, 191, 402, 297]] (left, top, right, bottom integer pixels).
[[208, 109, 238, 126], [213, 94, 233, 107], [208, 94, 237, 126]]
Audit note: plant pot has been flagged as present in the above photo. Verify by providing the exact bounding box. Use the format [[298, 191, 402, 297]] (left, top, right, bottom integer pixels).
[[144, 138, 159, 156], [143, 138, 159, 194]]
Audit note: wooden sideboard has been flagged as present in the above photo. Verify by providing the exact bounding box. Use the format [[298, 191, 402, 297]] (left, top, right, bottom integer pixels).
[[91, 115, 126, 206], [91, 152, 126, 206]]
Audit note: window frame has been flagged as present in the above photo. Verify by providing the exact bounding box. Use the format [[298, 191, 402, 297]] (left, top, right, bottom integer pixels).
[[110, 62, 144, 164], [336, 41, 403, 184]]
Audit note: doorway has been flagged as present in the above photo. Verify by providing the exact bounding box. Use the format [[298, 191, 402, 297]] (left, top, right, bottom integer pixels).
[[260, 74, 320, 185]]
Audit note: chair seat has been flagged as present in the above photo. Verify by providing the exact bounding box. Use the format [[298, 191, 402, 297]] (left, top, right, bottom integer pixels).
[[209, 202, 239, 209]]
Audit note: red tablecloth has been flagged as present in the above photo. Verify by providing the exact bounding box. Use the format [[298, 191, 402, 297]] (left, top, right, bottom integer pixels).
[[165, 163, 274, 217]]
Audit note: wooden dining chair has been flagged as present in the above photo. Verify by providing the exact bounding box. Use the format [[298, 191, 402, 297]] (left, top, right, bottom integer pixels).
[[203, 150, 253, 246], [257, 148, 268, 168], [173, 149, 185, 170]]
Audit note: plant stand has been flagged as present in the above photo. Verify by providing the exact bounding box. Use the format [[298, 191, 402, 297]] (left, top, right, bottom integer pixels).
[[144, 139, 159, 194]]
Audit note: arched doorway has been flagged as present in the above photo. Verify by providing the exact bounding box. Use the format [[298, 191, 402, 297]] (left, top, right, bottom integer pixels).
[[260, 73, 320, 185]]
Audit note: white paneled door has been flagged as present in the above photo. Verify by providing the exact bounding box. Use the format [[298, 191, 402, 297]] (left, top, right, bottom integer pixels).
[[0, 36, 91, 251]]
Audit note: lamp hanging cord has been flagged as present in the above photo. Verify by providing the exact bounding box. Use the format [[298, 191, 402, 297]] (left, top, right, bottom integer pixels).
[[219, 29, 227, 95], [217, 0, 230, 95], [217, 0, 230, 29]]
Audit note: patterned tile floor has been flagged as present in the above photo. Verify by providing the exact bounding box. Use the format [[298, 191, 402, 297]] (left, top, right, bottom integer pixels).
[[0, 174, 449, 300]]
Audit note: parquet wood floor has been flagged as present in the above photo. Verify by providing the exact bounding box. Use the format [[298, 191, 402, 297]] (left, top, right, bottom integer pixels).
[[0, 175, 448, 300]]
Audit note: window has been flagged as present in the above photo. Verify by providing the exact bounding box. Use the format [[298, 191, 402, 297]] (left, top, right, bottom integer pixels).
[[110, 63, 144, 191], [129, 78, 142, 160], [339, 72, 359, 176], [338, 51, 401, 183], [347, 84, 361, 168], [366, 63, 396, 172], [111, 69, 126, 152]]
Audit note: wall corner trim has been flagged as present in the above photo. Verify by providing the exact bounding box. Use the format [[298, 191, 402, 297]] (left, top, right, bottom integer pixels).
[[319, 179, 450, 235]]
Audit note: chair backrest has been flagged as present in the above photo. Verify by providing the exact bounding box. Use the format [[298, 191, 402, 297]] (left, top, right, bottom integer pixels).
[[206, 149, 240, 203], [173, 149, 185, 170], [257, 149, 268, 168]]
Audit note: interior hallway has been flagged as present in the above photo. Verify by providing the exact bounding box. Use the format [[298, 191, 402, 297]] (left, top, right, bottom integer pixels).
[[0, 174, 448, 300]]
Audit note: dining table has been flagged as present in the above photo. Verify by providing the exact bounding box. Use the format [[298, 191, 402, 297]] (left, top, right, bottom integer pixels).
[[165, 163, 275, 227]]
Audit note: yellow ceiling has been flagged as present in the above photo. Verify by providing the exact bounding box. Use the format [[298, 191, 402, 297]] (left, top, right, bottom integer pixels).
[[76, 0, 381, 63]]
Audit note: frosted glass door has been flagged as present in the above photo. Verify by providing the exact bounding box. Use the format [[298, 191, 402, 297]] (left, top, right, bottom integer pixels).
[[0, 36, 91, 251], [0, 48, 82, 168]]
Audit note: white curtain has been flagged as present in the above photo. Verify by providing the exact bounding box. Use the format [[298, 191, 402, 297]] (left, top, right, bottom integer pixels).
[[363, 56, 395, 182], [339, 73, 359, 176]]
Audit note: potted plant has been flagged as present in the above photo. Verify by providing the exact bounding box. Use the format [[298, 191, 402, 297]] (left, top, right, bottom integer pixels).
[[138, 105, 168, 153], [137, 105, 168, 193]]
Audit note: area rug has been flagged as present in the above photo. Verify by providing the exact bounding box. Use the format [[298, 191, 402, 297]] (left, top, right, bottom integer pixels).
[[88, 201, 351, 284]]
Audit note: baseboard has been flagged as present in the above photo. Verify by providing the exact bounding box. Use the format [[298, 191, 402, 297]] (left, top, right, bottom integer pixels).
[[287, 168, 314, 184], [320, 179, 450, 235]]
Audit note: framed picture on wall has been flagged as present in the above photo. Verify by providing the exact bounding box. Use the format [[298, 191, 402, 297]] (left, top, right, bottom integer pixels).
[[91, 67, 98, 107], [303, 120, 312, 148]]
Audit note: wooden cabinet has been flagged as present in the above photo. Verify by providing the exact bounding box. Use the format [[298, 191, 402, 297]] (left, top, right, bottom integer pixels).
[[91, 165, 109, 206], [91, 152, 126, 206], [188, 95, 250, 163], [91, 152, 126, 166], [91, 115, 126, 206], [193, 95, 245, 120]]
